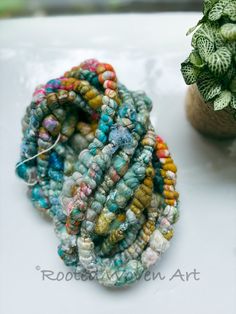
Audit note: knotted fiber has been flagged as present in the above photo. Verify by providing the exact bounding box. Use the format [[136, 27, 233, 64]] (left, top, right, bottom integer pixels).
[[16, 59, 179, 287]]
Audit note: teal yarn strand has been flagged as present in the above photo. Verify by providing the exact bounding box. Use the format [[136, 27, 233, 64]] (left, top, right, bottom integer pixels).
[[16, 59, 179, 287]]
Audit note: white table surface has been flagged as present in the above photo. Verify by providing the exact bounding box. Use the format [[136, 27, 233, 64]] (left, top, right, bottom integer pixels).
[[0, 13, 235, 314]]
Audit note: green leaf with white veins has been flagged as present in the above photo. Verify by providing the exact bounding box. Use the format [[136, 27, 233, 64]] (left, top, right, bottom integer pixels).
[[189, 51, 205, 68], [181, 62, 199, 85], [214, 90, 232, 110], [213, 28, 225, 49], [197, 36, 215, 61], [208, 0, 228, 21], [221, 23, 236, 41], [181, 0, 236, 110], [223, 1, 236, 21], [207, 47, 232, 76], [230, 95, 236, 109], [226, 41, 236, 54], [191, 23, 215, 48], [197, 71, 222, 101], [203, 0, 218, 15]]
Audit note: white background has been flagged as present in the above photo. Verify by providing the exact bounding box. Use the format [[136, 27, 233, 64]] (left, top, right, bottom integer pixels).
[[0, 13, 235, 314]]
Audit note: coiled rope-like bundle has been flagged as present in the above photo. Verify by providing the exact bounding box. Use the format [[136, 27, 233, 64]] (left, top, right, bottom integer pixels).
[[16, 59, 179, 287]]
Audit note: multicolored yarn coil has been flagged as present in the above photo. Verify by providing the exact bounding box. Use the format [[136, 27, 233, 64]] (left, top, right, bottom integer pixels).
[[16, 59, 179, 287]]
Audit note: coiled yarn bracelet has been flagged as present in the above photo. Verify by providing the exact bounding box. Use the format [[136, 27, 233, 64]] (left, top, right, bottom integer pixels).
[[16, 59, 179, 287]]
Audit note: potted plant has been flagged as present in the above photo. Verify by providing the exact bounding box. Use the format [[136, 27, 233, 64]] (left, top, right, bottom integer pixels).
[[181, 0, 236, 139]]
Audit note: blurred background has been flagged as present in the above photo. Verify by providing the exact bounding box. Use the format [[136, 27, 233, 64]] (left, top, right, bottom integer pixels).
[[0, 0, 202, 18]]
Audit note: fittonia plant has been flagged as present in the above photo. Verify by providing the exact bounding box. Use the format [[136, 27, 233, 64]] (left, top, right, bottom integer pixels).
[[181, 0, 236, 111]]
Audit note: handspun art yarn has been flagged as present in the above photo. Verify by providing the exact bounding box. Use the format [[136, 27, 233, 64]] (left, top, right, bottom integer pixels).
[[16, 59, 179, 287]]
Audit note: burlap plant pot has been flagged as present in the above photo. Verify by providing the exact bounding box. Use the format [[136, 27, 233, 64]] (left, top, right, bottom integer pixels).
[[185, 84, 236, 139]]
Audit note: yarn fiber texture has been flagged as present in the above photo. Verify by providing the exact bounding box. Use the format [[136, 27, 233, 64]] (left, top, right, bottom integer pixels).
[[16, 59, 179, 287]]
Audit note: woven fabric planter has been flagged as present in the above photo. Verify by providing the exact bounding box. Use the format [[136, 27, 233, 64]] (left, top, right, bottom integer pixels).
[[185, 84, 236, 139]]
